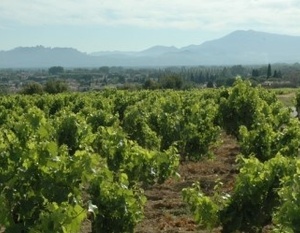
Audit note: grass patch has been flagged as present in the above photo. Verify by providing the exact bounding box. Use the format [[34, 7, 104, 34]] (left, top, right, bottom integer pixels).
[[271, 88, 299, 107]]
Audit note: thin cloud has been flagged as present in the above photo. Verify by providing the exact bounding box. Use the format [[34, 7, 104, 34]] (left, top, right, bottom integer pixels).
[[1, 0, 300, 34]]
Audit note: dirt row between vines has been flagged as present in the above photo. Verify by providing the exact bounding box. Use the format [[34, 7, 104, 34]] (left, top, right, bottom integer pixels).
[[0, 133, 267, 233], [134, 133, 239, 233], [0, 133, 238, 233]]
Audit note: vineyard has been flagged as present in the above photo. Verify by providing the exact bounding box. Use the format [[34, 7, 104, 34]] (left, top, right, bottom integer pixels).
[[0, 79, 300, 232]]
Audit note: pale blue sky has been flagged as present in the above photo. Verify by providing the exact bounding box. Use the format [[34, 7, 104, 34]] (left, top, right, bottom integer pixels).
[[1, 0, 300, 53]]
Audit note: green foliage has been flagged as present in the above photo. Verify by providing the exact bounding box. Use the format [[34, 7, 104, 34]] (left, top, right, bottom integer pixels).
[[296, 90, 300, 118], [56, 113, 89, 156], [44, 79, 69, 94], [239, 118, 300, 161], [143, 79, 158, 89], [215, 77, 237, 87], [267, 64, 272, 79], [182, 182, 227, 230], [93, 126, 179, 185], [273, 161, 300, 232], [34, 202, 86, 233], [184, 80, 300, 232], [184, 155, 298, 233], [89, 174, 146, 233], [122, 90, 220, 160], [239, 124, 276, 161], [219, 155, 293, 233], [160, 75, 183, 89], [219, 78, 290, 139], [0, 90, 185, 232], [20, 82, 44, 95], [48, 66, 64, 75], [218, 79, 261, 137], [2, 83, 299, 232], [206, 80, 214, 88], [0, 107, 86, 233]]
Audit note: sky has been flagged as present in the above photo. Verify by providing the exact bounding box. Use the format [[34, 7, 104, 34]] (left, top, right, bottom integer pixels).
[[1, 0, 300, 53]]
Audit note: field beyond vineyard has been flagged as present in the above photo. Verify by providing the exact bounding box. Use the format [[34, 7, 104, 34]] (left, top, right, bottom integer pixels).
[[135, 133, 239, 233]]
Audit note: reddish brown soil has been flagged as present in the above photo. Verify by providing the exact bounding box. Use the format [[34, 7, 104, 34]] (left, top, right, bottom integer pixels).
[[134, 133, 240, 233], [0, 134, 239, 233]]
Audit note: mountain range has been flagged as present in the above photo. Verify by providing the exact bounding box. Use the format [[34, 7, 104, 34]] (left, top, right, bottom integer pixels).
[[1, 30, 300, 68]]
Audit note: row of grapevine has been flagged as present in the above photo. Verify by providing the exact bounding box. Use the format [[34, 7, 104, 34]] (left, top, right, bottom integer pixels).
[[296, 91, 300, 119], [184, 80, 300, 232], [0, 89, 221, 232], [122, 90, 220, 160], [3, 80, 297, 232]]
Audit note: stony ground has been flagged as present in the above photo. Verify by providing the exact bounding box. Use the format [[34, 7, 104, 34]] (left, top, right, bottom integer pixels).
[[135, 133, 240, 233]]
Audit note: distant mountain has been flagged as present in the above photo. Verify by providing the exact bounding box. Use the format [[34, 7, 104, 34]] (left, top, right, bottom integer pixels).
[[185, 30, 300, 64], [1, 30, 300, 68], [0, 46, 95, 68], [90, 50, 136, 57], [138, 46, 179, 57]]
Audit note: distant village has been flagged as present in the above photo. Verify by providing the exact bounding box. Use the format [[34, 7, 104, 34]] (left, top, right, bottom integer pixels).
[[0, 63, 300, 94]]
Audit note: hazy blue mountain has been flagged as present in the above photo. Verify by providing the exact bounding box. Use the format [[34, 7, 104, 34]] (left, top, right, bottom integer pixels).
[[1, 30, 300, 68], [183, 30, 300, 64], [90, 46, 178, 57], [0, 46, 95, 68], [90, 50, 136, 57], [137, 46, 179, 57]]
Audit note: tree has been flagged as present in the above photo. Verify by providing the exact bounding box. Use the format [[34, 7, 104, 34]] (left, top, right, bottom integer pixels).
[[267, 64, 272, 79], [206, 80, 214, 88], [20, 82, 43, 95], [143, 79, 158, 90], [274, 70, 282, 79], [160, 75, 183, 89], [252, 69, 260, 77], [99, 66, 110, 74], [230, 65, 246, 76], [48, 66, 64, 75], [118, 76, 126, 84], [44, 80, 68, 94]]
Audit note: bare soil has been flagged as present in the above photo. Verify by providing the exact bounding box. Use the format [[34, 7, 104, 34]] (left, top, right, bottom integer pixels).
[[134, 133, 240, 233], [0, 134, 240, 233]]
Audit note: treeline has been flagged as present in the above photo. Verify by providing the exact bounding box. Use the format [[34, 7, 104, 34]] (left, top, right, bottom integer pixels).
[[143, 63, 296, 89], [1, 63, 300, 94], [20, 79, 68, 94]]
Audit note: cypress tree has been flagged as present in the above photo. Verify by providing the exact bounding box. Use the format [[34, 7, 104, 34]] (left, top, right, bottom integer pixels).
[[267, 64, 272, 79]]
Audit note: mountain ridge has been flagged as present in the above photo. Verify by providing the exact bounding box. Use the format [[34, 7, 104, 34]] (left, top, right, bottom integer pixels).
[[1, 30, 300, 68]]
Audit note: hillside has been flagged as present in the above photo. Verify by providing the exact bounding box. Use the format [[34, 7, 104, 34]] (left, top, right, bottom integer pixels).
[[1, 30, 300, 68]]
